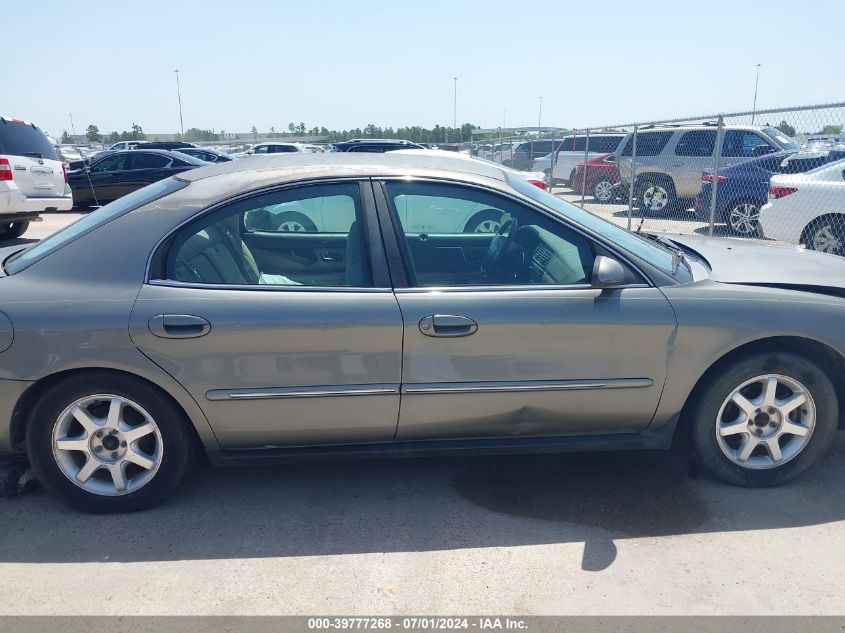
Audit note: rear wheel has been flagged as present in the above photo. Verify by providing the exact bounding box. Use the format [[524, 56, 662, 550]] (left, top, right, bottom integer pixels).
[[274, 211, 317, 233], [0, 221, 29, 239], [726, 200, 763, 236], [692, 352, 838, 487], [26, 373, 194, 513], [638, 178, 676, 214], [464, 209, 504, 233], [804, 216, 845, 256], [591, 178, 615, 204]]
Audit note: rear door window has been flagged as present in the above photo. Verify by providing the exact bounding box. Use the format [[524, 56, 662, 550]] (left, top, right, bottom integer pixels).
[[90, 154, 130, 172], [0, 121, 59, 160], [674, 130, 717, 157], [128, 153, 171, 170], [588, 136, 623, 153]]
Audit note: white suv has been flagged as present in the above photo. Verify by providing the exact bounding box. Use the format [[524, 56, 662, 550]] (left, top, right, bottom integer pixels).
[[0, 116, 73, 238]]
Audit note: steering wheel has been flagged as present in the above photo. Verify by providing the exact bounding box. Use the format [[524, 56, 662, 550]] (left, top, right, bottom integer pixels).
[[481, 217, 519, 277]]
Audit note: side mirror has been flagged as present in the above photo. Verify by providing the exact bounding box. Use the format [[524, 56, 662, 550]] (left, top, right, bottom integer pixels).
[[592, 255, 627, 288]]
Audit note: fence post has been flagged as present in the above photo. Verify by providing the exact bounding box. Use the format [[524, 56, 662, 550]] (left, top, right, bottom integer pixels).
[[580, 130, 590, 209], [707, 115, 725, 237], [627, 126, 638, 231]]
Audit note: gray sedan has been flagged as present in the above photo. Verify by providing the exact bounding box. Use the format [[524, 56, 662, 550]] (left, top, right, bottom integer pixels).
[[1, 153, 843, 512]]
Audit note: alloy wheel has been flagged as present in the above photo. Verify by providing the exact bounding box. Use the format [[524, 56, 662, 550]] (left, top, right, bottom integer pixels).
[[642, 185, 669, 212], [593, 180, 614, 203], [715, 374, 815, 470], [278, 220, 308, 232], [728, 203, 760, 236], [811, 223, 844, 255], [51, 394, 164, 496], [474, 219, 502, 233]]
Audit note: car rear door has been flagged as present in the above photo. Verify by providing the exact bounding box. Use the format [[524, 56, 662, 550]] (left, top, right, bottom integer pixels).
[[375, 179, 676, 442], [130, 180, 403, 449]]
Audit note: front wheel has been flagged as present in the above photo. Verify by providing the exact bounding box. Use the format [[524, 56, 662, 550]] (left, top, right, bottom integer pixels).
[[0, 221, 29, 239], [26, 373, 195, 513], [692, 352, 838, 487], [638, 180, 675, 214]]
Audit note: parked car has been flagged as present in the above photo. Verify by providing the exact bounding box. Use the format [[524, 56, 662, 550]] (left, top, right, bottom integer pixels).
[[232, 142, 310, 158], [108, 140, 150, 151], [134, 142, 196, 151], [55, 145, 85, 165], [329, 139, 426, 152], [759, 158, 845, 256], [3, 152, 845, 512], [174, 147, 233, 163], [508, 139, 568, 171], [695, 149, 845, 236], [68, 149, 207, 207], [0, 116, 73, 238], [539, 134, 626, 186], [570, 153, 622, 203], [303, 145, 326, 153], [616, 124, 799, 213]]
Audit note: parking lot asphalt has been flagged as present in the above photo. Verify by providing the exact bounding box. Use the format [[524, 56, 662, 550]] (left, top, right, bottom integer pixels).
[[1, 204, 843, 616], [1, 437, 844, 615]]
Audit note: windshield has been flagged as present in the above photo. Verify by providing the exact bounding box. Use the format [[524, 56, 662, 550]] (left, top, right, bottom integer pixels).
[[5, 178, 187, 274], [506, 173, 679, 276], [763, 127, 800, 150]]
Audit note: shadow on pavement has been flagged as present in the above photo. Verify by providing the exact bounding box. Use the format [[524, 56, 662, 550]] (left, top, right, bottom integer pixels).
[[2, 434, 844, 571]]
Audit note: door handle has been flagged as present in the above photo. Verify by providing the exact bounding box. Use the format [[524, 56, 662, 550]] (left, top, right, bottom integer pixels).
[[148, 314, 211, 339], [419, 314, 478, 337]]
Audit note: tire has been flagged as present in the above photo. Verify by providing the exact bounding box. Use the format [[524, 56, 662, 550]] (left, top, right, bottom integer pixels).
[[692, 352, 838, 487], [26, 372, 195, 513], [638, 177, 676, 214], [725, 200, 763, 237], [464, 209, 504, 233], [0, 221, 29, 239], [566, 169, 577, 187], [273, 211, 317, 233], [802, 216, 845, 257], [591, 178, 615, 204]]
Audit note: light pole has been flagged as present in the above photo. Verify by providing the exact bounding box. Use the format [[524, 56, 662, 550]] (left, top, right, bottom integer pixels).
[[751, 63, 762, 124], [174, 69, 184, 137], [538, 96, 542, 129], [453, 77, 458, 139]]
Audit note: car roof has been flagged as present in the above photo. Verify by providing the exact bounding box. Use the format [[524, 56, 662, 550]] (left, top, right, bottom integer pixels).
[[98, 149, 208, 164], [175, 151, 508, 184]]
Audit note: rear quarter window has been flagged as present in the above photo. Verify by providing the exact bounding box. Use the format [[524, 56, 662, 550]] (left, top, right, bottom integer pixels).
[[620, 132, 673, 157]]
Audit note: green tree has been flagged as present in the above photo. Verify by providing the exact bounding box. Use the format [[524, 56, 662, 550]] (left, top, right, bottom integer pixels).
[[288, 122, 296, 133], [775, 120, 796, 137], [85, 124, 102, 143], [817, 124, 843, 135], [107, 131, 120, 143], [183, 128, 219, 142], [251, 126, 258, 141], [60, 130, 72, 144]]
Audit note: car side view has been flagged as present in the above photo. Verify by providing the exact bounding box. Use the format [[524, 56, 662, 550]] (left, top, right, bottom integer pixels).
[[0, 153, 843, 513]]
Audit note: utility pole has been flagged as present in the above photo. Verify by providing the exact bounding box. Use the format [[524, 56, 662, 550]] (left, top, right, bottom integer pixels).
[[174, 69, 185, 137], [751, 63, 762, 124]]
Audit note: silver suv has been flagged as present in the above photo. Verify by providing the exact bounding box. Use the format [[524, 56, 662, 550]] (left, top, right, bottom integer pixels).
[[615, 124, 799, 212]]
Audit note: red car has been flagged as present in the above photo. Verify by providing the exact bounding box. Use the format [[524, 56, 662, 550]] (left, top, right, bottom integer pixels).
[[570, 152, 621, 203]]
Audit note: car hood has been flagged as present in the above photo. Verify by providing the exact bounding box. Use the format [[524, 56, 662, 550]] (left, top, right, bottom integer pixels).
[[666, 233, 845, 291]]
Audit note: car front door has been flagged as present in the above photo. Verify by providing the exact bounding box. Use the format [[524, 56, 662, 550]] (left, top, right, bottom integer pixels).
[[130, 180, 403, 449], [82, 153, 133, 203], [672, 130, 717, 198], [376, 179, 677, 441]]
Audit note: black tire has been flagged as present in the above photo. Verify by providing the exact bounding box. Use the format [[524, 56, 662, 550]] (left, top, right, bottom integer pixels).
[[26, 372, 195, 513], [273, 211, 317, 232], [637, 176, 676, 214], [0, 221, 29, 239], [591, 177, 615, 204], [463, 209, 504, 233], [692, 352, 838, 487], [802, 215, 845, 257], [725, 199, 764, 237]]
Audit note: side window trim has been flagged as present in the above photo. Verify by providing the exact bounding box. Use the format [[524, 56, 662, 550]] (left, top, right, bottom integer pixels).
[[373, 177, 651, 291], [146, 178, 391, 290]]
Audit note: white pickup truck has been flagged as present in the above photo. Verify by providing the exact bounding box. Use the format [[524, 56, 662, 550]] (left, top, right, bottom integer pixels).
[[0, 116, 73, 238]]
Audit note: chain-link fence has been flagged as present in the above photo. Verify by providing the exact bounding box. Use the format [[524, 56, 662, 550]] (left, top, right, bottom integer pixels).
[[476, 102, 845, 257]]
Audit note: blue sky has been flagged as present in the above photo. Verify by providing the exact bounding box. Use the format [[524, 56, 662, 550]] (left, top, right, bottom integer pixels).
[[4, 0, 844, 137]]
